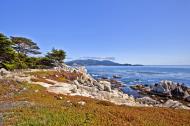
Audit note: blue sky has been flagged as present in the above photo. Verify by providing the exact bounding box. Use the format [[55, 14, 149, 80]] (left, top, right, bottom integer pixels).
[[1, 0, 190, 65]]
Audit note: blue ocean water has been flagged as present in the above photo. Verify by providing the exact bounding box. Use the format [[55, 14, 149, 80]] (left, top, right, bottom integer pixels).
[[86, 66, 190, 96]]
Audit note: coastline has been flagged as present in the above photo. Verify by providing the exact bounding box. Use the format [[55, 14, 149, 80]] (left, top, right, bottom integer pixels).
[[1, 65, 190, 109]]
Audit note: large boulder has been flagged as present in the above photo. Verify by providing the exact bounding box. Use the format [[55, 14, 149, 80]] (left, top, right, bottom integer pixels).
[[152, 84, 167, 94]]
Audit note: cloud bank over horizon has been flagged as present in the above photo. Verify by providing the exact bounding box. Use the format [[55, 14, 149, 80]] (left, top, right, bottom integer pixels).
[[66, 56, 116, 61]]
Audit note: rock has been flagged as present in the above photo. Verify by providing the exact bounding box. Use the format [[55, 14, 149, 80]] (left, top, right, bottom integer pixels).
[[152, 83, 166, 94], [142, 87, 151, 92], [136, 97, 159, 105], [78, 66, 88, 74], [78, 79, 85, 84], [96, 91, 112, 100], [0, 68, 10, 76], [113, 75, 122, 79], [70, 86, 78, 93], [131, 84, 144, 90], [183, 91, 190, 99], [187, 104, 190, 107], [131, 84, 151, 93], [171, 85, 185, 98], [109, 79, 124, 88], [104, 85, 112, 92], [73, 80, 80, 87], [101, 76, 108, 80], [47, 83, 77, 95], [32, 82, 53, 88], [128, 95, 135, 102], [99, 81, 112, 92], [162, 100, 189, 109], [78, 101, 86, 106], [160, 100, 164, 103], [56, 96, 63, 100], [185, 96, 190, 102], [34, 90, 39, 93], [93, 81, 104, 91], [187, 88, 190, 94]]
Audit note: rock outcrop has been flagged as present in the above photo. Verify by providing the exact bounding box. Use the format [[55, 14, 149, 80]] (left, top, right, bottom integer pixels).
[[159, 100, 190, 109], [131, 80, 190, 109], [132, 80, 190, 100]]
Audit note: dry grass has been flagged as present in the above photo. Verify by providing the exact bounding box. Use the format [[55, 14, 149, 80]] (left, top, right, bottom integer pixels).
[[28, 70, 82, 83], [0, 78, 190, 126]]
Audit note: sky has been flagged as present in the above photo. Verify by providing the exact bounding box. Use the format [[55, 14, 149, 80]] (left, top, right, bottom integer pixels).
[[1, 0, 190, 65]]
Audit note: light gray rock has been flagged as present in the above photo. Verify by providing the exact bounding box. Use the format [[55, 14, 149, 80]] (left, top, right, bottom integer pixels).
[[162, 100, 189, 109], [93, 81, 104, 91], [99, 81, 112, 92], [136, 97, 159, 105], [152, 84, 166, 94], [78, 78, 85, 84], [73, 80, 80, 86], [0, 68, 10, 76], [183, 91, 190, 99], [47, 83, 77, 95], [95, 91, 112, 100]]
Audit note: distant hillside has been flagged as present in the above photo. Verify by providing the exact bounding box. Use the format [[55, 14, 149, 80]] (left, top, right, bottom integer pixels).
[[66, 59, 143, 66]]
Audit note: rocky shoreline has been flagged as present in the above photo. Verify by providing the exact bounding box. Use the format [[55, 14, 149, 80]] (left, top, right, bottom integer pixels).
[[0, 65, 190, 109], [131, 80, 190, 108]]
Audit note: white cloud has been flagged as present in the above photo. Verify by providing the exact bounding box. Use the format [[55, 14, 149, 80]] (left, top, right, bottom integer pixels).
[[79, 56, 116, 61]]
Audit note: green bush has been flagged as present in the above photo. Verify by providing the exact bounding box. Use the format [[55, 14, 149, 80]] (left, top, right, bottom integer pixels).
[[2, 63, 17, 70]]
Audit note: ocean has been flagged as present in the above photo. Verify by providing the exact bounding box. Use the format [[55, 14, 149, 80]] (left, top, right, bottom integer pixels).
[[86, 65, 190, 97]]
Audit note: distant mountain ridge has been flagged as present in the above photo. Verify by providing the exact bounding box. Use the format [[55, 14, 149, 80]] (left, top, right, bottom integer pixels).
[[66, 59, 143, 66]]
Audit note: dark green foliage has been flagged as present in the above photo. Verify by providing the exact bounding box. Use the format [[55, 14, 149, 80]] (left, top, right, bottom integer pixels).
[[11, 36, 41, 55], [46, 48, 66, 67], [14, 53, 28, 69], [2, 53, 28, 70], [2, 63, 17, 70], [0, 33, 16, 69], [26, 57, 54, 69], [25, 57, 39, 69], [37, 57, 54, 68]]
